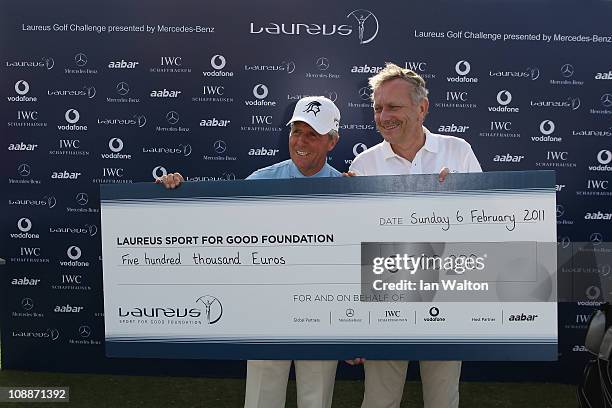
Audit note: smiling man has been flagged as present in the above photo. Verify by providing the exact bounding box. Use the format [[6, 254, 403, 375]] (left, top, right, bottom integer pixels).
[[156, 96, 342, 408], [349, 63, 481, 408]]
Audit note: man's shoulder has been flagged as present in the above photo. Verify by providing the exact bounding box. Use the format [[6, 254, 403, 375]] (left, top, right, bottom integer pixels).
[[246, 159, 292, 180], [430, 131, 473, 151]]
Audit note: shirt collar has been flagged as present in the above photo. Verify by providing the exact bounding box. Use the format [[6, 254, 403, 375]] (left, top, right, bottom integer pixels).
[[383, 126, 439, 160], [289, 160, 329, 178]]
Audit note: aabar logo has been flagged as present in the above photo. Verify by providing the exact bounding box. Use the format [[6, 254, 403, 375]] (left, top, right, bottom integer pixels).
[[150, 89, 182, 98], [51, 170, 81, 180], [248, 147, 279, 156], [54, 304, 83, 313], [595, 70, 612, 80], [493, 153, 524, 163], [108, 59, 139, 69], [438, 124, 469, 133], [8, 142, 38, 151], [584, 211, 612, 220], [200, 118, 231, 127], [11, 277, 41, 286], [508, 313, 538, 321]]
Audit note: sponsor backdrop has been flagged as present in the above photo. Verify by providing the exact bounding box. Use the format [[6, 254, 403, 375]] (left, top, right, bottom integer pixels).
[[1, 0, 611, 382]]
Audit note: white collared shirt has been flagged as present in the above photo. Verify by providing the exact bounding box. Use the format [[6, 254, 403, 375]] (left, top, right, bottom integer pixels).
[[349, 127, 482, 175]]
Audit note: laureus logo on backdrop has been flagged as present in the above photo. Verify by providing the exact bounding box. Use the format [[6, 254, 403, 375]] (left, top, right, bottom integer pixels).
[[249, 9, 379, 45]]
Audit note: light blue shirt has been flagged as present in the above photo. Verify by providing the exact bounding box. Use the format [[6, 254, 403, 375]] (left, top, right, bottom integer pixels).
[[246, 159, 341, 180]]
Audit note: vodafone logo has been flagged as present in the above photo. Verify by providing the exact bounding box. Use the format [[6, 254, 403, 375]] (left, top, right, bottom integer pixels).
[[496, 90, 512, 106], [15, 80, 30, 95], [67, 245, 82, 260], [65, 109, 80, 124], [108, 138, 124, 153], [539, 120, 555, 135], [211, 54, 226, 70], [152, 166, 167, 179], [353, 143, 367, 156], [253, 84, 269, 99], [598, 150, 612, 165], [455, 60, 470, 76], [18, 218, 32, 232]]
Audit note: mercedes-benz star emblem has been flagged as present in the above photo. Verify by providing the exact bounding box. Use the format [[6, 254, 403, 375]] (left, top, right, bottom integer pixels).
[[560, 63, 574, 78], [214, 140, 227, 154], [75, 53, 88, 67], [601, 94, 612, 108], [18, 163, 31, 177], [166, 111, 179, 125], [116, 82, 129, 96], [590, 233, 603, 245], [79, 325, 92, 338], [316, 57, 330, 71], [75, 192, 89, 206], [359, 86, 372, 101], [346, 308, 355, 318], [22, 298, 34, 311]]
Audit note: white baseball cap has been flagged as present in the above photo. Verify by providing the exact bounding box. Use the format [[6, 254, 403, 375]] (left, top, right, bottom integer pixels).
[[286, 96, 340, 135]]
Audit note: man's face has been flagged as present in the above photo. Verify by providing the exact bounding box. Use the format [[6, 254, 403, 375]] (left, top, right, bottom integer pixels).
[[372, 78, 428, 146], [289, 121, 337, 176]]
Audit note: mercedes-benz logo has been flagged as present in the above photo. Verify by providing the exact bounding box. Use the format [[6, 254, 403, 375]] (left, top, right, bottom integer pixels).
[[166, 111, 179, 124], [78, 325, 92, 338], [214, 140, 227, 154], [539, 120, 555, 135], [346, 9, 379, 44], [601, 93, 612, 108], [346, 308, 355, 317], [14, 80, 30, 95], [116, 81, 129, 96], [75, 53, 88, 67], [556, 205, 565, 218], [359, 86, 372, 101], [590, 232, 603, 245], [316, 57, 330, 71], [75, 192, 89, 206], [455, 60, 471, 76], [211, 54, 226, 70], [560, 63, 574, 78], [282, 60, 296, 74], [18, 163, 31, 177], [496, 90, 512, 106], [21, 297, 34, 311]]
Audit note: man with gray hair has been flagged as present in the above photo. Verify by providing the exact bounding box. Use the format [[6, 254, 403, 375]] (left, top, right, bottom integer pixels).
[[348, 63, 481, 408], [156, 96, 342, 408]]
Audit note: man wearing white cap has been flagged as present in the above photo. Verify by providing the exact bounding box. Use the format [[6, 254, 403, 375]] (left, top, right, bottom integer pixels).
[[156, 96, 342, 408]]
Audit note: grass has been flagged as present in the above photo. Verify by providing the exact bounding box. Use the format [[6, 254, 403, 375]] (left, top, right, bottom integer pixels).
[[0, 369, 577, 408]]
